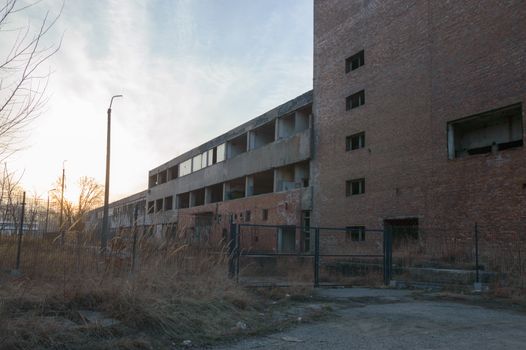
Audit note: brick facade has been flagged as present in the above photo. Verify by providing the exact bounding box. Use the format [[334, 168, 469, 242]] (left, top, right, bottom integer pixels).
[[312, 0, 526, 235]]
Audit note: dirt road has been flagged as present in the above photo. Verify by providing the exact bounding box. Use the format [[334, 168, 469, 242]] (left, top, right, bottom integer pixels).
[[212, 288, 526, 349]]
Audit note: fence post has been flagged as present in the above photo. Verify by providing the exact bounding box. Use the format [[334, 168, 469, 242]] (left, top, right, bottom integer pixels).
[[474, 222, 480, 284], [314, 228, 320, 287], [15, 192, 26, 272], [383, 227, 392, 286], [228, 220, 236, 279], [131, 204, 139, 273], [235, 223, 240, 283]]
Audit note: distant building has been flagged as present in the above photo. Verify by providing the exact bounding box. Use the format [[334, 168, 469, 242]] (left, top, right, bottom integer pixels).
[[89, 92, 313, 251]]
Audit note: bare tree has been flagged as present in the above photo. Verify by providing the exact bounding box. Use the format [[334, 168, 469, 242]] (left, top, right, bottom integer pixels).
[[0, 0, 62, 160], [0, 163, 23, 235], [51, 175, 103, 234]]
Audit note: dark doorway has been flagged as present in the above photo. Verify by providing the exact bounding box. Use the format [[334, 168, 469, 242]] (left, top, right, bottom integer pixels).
[[384, 218, 419, 247], [278, 225, 296, 253]]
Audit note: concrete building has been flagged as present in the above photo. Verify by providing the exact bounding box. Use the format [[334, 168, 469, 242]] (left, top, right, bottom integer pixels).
[[312, 0, 526, 242], [91, 91, 313, 251]]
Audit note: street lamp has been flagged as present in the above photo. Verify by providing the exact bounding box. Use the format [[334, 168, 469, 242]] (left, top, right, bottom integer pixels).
[[101, 94, 123, 253], [59, 160, 66, 244], [44, 188, 56, 235]]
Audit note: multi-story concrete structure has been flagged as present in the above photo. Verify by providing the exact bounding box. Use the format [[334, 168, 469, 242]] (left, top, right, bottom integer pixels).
[[89, 92, 313, 251], [312, 0, 526, 241]]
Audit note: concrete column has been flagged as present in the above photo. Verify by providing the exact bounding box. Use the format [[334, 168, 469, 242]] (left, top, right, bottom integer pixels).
[[274, 118, 280, 140], [246, 175, 254, 196], [248, 130, 255, 151]]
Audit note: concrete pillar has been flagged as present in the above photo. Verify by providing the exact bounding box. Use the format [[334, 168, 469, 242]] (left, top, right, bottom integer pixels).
[[274, 118, 280, 140], [248, 130, 255, 151], [246, 175, 254, 196], [246, 132, 251, 152]]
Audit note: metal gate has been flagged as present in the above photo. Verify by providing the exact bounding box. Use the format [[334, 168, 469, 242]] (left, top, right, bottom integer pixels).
[[228, 223, 392, 287]]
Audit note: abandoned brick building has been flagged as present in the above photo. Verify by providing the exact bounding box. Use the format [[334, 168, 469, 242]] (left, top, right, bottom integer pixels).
[[312, 0, 526, 242], [88, 0, 526, 251]]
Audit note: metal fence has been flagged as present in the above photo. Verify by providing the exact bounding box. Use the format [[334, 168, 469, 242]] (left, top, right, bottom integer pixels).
[[228, 223, 388, 287], [388, 223, 526, 289]]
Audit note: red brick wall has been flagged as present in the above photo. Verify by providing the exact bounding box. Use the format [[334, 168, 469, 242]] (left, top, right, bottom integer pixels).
[[312, 0, 526, 236], [175, 189, 305, 251]]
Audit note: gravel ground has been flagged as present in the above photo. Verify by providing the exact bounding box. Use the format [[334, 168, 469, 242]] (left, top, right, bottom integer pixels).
[[211, 288, 526, 350]]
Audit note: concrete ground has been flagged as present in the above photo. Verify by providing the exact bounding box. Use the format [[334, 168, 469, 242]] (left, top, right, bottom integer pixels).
[[212, 288, 526, 349]]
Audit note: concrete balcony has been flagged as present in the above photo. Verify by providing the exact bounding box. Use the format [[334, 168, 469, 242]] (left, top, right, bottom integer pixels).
[[148, 128, 311, 198]]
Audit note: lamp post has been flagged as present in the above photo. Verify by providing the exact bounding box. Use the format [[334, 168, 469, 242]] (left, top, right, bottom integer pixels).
[[59, 160, 66, 244], [101, 94, 123, 253], [44, 188, 55, 235]]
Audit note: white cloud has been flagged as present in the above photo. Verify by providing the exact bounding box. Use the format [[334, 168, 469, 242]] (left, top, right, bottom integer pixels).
[[4, 0, 313, 202]]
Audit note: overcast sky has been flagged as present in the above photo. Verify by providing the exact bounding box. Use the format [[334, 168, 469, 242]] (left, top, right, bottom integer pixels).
[[3, 0, 313, 202]]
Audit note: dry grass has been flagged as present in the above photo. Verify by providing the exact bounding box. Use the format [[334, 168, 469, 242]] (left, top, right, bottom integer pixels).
[[0, 232, 316, 350]]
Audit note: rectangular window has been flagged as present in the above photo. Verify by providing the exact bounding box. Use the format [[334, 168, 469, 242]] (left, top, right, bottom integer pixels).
[[155, 198, 163, 212], [168, 165, 178, 180], [179, 159, 192, 177], [262, 209, 268, 221], [164, 196, 173, 211], [346, 90, 365, 111], [201, 151, 208, 169], [208, 149, 214, 166], [346, 178, 365, 196], [448, 103, 523, 159], [216, 143, 226, 162], [245, 210, 251, 222], [346, 132, 365, 151], [192, 154, 202, 172], [147, 201, 154, 214], [158, 170, 167, 184], [346, 226, 366, 241], [345, 50, 364, 73], [148, 174, 157, 188]]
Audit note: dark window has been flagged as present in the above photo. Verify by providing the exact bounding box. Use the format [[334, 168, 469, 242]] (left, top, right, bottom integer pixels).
[[448, 103, 523, 159], [346, 226, 366, 241], [168, 165, 178, 180], [262, 209, 268, 221], [245, 210, 251, 222], [155, 198, 163, 212], [345, 50, 364, 73], [147, 201, 154, 214], [164, 196, 173, 210], [346, 178, 365, 196], [148, 175, 157, 188], [158, 171, 167, 184], [346, 90, 365, 111], [346, 132, 365, 151]]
